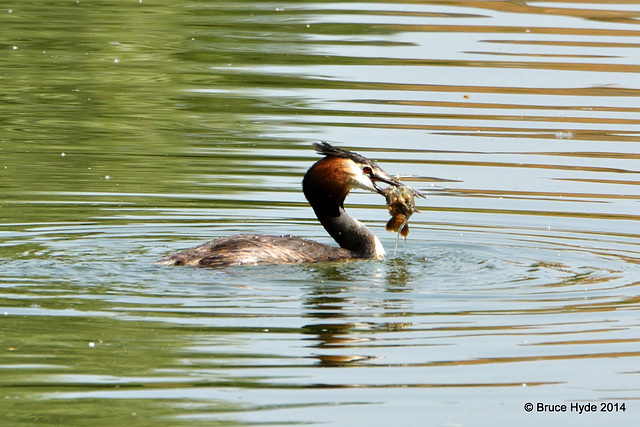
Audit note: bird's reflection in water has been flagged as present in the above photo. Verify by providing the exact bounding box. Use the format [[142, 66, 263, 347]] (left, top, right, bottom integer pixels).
[[301, 259, 417, 367]]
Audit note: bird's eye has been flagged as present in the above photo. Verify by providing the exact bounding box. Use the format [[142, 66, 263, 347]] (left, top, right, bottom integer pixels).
[[363, 166, 373, 175]]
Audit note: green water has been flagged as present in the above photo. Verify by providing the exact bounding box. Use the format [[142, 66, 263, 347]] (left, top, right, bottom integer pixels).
[[2, 1, 640, 426]]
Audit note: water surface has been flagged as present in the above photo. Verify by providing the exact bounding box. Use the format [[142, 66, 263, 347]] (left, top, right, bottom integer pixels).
[[1, 1, 640, 426]]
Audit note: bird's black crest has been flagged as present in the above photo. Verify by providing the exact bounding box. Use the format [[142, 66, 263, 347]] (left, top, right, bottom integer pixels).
[[313, 141, 376, 166]]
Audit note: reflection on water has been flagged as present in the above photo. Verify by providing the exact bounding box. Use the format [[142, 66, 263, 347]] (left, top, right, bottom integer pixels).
[[1, 1, 640, 426]]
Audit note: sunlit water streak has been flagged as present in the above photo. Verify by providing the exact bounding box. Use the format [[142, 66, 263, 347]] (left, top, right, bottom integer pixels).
[[1, 1, 640, 426]]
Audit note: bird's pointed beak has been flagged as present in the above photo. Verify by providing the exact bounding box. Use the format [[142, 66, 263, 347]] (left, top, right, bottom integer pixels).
[[371, 171, 426, 199], [369, 170, 402, 195], [371, 173, 403, 194]]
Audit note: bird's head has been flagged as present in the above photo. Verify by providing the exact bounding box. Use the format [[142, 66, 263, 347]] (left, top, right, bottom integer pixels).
[[307, 142, 403, 199]]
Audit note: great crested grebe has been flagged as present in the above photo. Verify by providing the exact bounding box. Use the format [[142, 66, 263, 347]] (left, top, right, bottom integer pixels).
[[157, 142, 406, 267]]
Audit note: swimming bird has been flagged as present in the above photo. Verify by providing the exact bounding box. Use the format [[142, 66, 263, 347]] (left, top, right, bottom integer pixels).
[[157, 142, 405, 267]]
